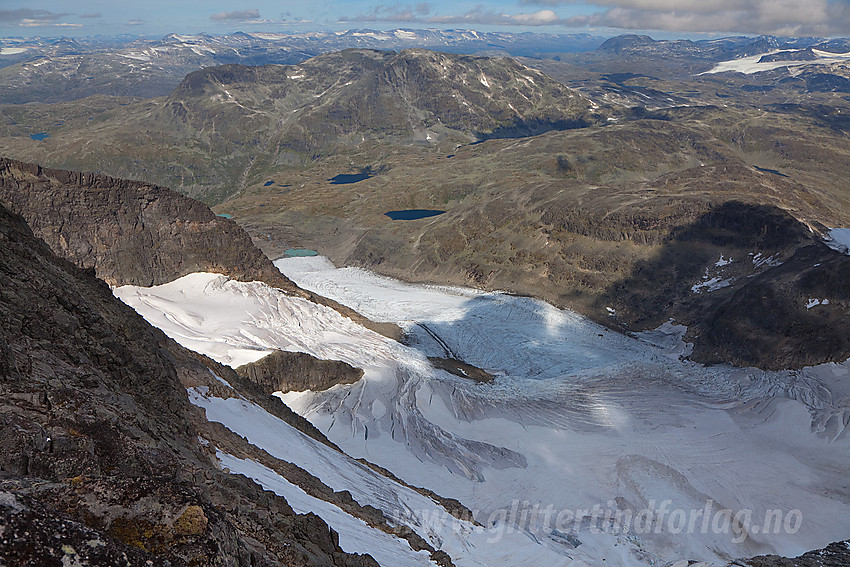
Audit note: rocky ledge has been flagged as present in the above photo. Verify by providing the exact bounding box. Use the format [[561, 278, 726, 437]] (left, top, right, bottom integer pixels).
[[236, 350, 364, 394]]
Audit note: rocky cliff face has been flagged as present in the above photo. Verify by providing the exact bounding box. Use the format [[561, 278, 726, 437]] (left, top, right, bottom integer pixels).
[[0, 202, 379, 566], [0, 157, 295, 289]]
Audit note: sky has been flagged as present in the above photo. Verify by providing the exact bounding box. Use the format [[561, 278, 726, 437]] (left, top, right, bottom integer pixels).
[[1, 0, 848, 39]]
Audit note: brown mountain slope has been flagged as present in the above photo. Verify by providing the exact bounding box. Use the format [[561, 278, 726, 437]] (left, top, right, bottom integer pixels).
[[209, 107, 850, 370], [0, 48, 596, 204]]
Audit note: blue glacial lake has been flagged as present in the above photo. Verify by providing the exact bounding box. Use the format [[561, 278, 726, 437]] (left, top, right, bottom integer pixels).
[[30, 132, 50, 141]]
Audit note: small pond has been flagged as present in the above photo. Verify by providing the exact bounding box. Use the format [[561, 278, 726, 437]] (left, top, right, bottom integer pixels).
[[30, 132, 50, 141], [753, 165, 788, 178], [216, 213, 233, 219], [329, 173, 372, 185], [283, 248, 319, 257], [385, 209, 446, 220]]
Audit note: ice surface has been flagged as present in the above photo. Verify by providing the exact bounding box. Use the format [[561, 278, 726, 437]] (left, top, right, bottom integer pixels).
[[751, 252, 782, 268], [691, 276, 732, 293], [691, 264, 733, 294], [194, 382, 607, 566], [825, 228, 850, 255], [115, 260, 850, 566]]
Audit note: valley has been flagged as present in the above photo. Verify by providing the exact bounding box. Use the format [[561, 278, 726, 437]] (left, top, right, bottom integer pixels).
[[2, 37, 850, 371], [2, 25, 850, 567]]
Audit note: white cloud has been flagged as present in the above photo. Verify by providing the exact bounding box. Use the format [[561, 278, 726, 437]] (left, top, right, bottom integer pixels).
[[211, 9, 262, 21], [525, 0, 742, 10], [511, 9, 561, 24], [20, 19, 82, 28], [527, 0, 850, 35], [344, 0, 850, 33], [0, 8, 73, 27], [343, 4, 570, 26]]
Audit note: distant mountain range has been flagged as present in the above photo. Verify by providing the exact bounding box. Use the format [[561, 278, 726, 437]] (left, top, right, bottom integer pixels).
[[2, 30, 848, 103], [0, 29, 601, 103]]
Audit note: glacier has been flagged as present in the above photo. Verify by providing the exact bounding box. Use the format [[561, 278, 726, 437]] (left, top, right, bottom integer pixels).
[[113, 257, 850, 566]]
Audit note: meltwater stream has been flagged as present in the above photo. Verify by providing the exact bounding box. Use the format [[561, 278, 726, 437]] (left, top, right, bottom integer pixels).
[[115, 256, 850, 566]]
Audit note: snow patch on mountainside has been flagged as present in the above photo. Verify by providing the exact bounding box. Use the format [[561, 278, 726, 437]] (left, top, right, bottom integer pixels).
[[702, 49, 850, 74], [825, 228, 850, 255], [806, 298, 830, 309]]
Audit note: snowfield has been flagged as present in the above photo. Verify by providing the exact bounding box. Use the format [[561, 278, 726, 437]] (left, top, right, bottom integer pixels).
[[114, 258, 850, 566], [702, 48, 850, 74]]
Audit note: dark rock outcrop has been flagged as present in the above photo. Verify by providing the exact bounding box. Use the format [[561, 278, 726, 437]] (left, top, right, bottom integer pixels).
[[0, 156, 296, 290], [599, 201, 850, 369], [692, 242, 850, 369], [428, 357, 494, 384], [748, 540, 850, 566], [0, 201, 378, 566], [758, 47, 818, 63], [237, 350, 364, 394]]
